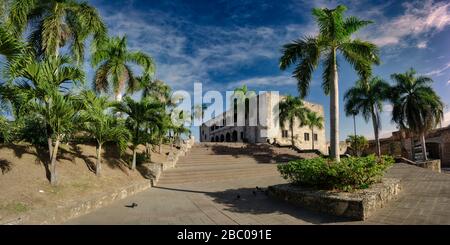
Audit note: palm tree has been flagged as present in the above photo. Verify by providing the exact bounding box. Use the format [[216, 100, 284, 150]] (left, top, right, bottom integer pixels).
[[113, 96, 164, 170], [10, 56, 83, 160], [306, 111, 323, 150], [30, 89, 78, 185], [390, 68, 443, 161], [92, 36, 155, 101], [79, 91, 130, 176], [344, 76, 390, 157], [137, 74, 171, 103], [279, 95, 311, 147], [0, 25, 24, 60], [279, 5, 380, 161], [6, 0, 106, 63]]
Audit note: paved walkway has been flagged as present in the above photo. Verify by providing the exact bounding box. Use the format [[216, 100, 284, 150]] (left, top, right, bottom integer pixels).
[[66, 163, 450, 225]]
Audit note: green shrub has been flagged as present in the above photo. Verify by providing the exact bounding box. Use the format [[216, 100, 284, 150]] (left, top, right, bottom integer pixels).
[[277, 155, 394, 191]]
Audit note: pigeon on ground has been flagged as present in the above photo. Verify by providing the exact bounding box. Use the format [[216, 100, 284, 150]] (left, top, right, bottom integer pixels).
[[252, 190, 257, 196], [125, 202, 138, 208], [234, 194, 241, 201]]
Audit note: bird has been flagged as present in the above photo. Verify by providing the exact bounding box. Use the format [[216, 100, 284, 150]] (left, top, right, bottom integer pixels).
[[252, 190, 257, 196], [256, 186, 263, 192], [125, 202, 138, 208], [234, 194, 241, 201]]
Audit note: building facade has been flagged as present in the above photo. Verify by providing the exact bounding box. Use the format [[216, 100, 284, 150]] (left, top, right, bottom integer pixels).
[[364, 125, 450, 167], [199, 93, 327, 154]]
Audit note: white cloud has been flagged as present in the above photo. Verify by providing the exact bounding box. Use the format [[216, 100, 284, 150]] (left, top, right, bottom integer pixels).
[[425, 62, 450, 76], [444, 110, 450, 127], [226, 74, 297, 90], [383, 104, 393, 112], [358, 0, 450, 47], [417, 41, 427, 49]]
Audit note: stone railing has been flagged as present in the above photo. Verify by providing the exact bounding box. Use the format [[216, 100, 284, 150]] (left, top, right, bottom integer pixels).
[[395, 157, 441, 173], [140, 136, 195, 186]]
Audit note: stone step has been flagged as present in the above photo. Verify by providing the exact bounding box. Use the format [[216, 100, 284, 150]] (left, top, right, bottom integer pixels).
[[157, 171, 279, 185], [164, 165, 277, 176]]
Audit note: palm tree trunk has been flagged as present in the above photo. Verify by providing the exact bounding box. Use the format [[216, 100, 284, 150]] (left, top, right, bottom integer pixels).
[[311, 127, 315, 150], [330, 48, 340, 162], [47, 137, 53, 160], [131, 147, 137, 170], [50, 136, 61, 186], [159, 138, 162, 154], [353, 115, 357, 137], [371, 110, 381, 158], [420, 132, 428, 161], [145, 143, 151, 159], [96, 143, 102, 177], [290, 119, 295, 148]]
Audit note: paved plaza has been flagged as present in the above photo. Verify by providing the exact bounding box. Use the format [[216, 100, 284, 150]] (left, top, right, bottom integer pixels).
[[66, 145, 450, 225]]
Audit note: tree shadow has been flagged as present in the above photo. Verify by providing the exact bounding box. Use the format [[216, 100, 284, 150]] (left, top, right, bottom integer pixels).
[[208, 144, 308, 164], [0, 159, 12, 174], [0, 144, 52, 181], [71, 144, 96, 174], [102, 143, 131, 174], [154, 185, 349, 224]]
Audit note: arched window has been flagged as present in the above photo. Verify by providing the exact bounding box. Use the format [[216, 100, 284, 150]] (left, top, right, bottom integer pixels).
[[232, 131, 238, 142]]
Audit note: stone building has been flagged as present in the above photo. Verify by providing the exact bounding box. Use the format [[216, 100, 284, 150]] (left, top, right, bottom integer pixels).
[[199, 93, 327, 154], [364, 125, 450, 167]]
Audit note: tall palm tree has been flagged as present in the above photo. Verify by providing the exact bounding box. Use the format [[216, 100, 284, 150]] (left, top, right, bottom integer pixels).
[[279, 5, 380, 161], [113, 96, 164, 170], [390, 68, 443, 161], [10, 56, 83, 160], [6, 0, 106, 63], [79, 91, 130, 176], [344, 76, 390, 157], [306, 111, 323, 150], [279, 95, 311, 148], [92, 36, 155, 101]]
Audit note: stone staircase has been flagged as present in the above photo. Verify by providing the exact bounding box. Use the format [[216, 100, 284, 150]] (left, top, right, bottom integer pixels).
[[157, 143, 318, 185]]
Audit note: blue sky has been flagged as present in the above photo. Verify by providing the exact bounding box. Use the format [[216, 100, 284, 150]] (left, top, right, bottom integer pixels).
[[89, 0, 450, 141]]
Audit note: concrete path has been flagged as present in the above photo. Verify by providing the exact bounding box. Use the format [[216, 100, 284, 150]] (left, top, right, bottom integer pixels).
[[66, 144, 450, 225]]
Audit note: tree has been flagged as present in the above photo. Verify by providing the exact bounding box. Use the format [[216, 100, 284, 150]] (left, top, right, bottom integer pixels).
[[346, 135, 368, 157], [79, 91, 130, 176], [10, 56, 83, 160], [137, 74, 171, 103], [306, 111, 323, 150], [344, 76, 390, 157], [5, 0, 106, 63], [279, 95, 311, 148], [0, 25, 24, 60], [113, 96, 164, 170], [92, 36, 155, 101], [31, 89, 78, 185], [279, 5, 379, 161], [390, 68, 443, 161]]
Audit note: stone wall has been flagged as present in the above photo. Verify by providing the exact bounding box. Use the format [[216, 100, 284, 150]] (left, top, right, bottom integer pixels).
[[268, 178, 401, 221]]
